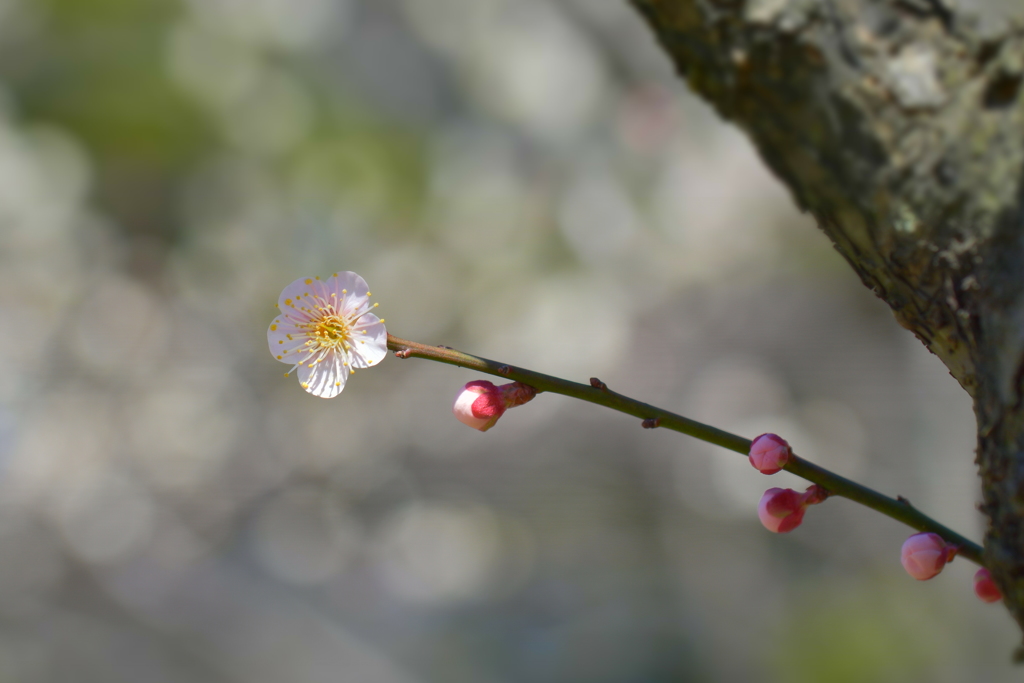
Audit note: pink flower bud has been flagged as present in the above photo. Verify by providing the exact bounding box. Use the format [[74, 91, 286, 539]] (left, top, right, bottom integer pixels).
[[757, 485, 828, 533], [453, 380, 506, 431], [452, 380, 537, 432], [749, 433, 791, 474], [900, 532, 957, 581], [974, 568, 1002, 603], [758, 487, 806, 533]]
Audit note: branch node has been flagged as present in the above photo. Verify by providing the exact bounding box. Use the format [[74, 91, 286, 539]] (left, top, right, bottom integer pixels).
[[394, 349, 412, 359], [642, 417, 661, 429], [590, 377, 609, 391], [498, 365, 512, 376]]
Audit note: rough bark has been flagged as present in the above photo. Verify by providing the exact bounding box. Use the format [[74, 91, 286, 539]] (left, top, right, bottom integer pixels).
[[629, 0, 1024, 650]]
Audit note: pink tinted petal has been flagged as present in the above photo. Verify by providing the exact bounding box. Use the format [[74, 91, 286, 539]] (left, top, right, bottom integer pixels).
[[327, 271, 371, 311], [362, 317, 388, 347], [274, 340, 312, 365], [277, 277, 320, 312], [758, 488, 806, 533], [471, 391, 506, 420], [454, 381, 501, 431], [762, 488, 803, 517], [749, 433, 791, 475], [900, 533, 949, 580], [352, 311, 384, 332], [758, 500, 804, 533], [773, 507, 806, 533], [296, 351, 349, 398], [348, 315, 388, 368], [974, 568, 1002, 603], [268, 318, 309, 362], [330, 271, 370, 297]]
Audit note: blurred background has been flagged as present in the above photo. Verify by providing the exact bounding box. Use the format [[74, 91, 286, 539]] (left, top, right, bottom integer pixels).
[[0, 0, 1019, 680]]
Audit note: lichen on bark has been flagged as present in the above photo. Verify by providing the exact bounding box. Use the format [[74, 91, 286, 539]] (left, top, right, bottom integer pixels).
[[630, 0, 1024, 650]]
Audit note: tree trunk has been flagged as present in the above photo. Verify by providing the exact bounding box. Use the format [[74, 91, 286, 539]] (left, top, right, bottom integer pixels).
[[629, 0, 1024, 650]]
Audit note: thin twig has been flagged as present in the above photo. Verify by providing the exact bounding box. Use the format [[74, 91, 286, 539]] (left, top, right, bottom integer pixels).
[[386, 334, 984, 565]]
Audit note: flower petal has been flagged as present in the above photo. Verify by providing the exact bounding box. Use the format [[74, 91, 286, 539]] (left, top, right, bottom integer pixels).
[[453, 381, 502, 431], [296, 350, 349, 398], [277, 277, 320, 312], [268, 317, 311, 363], [270, 271, 386, 397], [348, 315, 388, 369], [326, 272, 370, 311], [900, 532, 950, 581]]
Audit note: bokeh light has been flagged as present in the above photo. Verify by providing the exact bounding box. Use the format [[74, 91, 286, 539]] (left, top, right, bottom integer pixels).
[[0, 0, 1016, 680]]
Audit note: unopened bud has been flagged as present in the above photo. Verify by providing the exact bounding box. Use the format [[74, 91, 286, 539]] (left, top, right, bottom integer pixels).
[[453, 380, 537, 432], [454, 380, 504, 431], [758, 487, 806, 533], [749, 433, 791, 474], [973, 568, 1002, 603], [757, 485, 827, 533], [900, 532, 956, 581]]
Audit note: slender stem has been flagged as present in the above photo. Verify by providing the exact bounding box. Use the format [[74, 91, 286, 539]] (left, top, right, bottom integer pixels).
[[387, 334, 984, 566]]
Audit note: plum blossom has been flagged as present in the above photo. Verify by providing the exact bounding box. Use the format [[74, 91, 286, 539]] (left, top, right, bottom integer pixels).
[[453, 380, 537, 432], [749, 433, 791, 475], [268, 272, 387, 398], [900, 532, 957, 581], [757, 485, 828, 533], [973, 568, 1002, 603]]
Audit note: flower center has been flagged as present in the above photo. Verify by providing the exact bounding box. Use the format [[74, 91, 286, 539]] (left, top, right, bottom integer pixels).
[[311, 313, 351, 348]]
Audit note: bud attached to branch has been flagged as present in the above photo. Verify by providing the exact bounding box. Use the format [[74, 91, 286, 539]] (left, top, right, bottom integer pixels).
[[757, 485, 828, 533], [453, 380, 537, 432], [900, 532, 957, 581], [974, 568, 1003, 603], [749, 433, 791, 474]]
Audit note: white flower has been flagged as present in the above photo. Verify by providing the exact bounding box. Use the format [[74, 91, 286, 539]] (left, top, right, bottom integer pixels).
[[268, 272, 387, 398]]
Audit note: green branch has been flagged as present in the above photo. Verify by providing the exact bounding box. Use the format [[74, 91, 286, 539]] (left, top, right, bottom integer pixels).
[[387, 333, 983, 566]]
